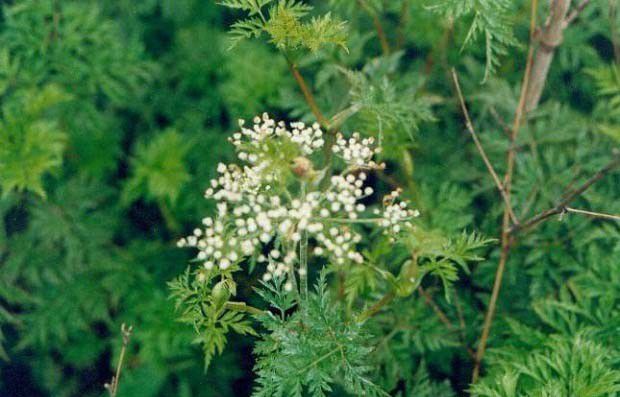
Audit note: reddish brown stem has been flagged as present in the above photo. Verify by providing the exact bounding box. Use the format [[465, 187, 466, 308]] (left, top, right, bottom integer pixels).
[[471, 230, 511, 382], [472, 0, 539, 383], [372, 14, 391, 55], [396, 0, 410, 49], [287, 60, 330, 129], [419, 286, 476, 359], [357, 0, 391, 55], [418, 286, 453, 330]]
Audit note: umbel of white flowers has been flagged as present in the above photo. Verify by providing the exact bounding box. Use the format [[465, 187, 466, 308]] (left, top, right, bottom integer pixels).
[[177, 113, 419, 288]]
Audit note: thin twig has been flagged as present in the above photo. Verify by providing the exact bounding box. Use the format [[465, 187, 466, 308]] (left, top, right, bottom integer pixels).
[[451, 70, 519, 225], [564, 207, 620, 221], [453, 289, 466, 332], [518, 184, 541, 219], [419, 286, 476, 359], [489, 107, 513, 139], [287, 59, 329, 129], [357, 0, 391, 55], [564, 0, 592, 27], [472, 236, 512, 382], [472, 0, 539, 383], [509, 155, 620, 234], [371, 14, 391, 55], [418, 286, 453, 330], [104, 323, 133, 397], [286, 57, 338, 162], [557, 156, 619, 203], [452, 289, 476, 360], [396, 0, 410, 49]]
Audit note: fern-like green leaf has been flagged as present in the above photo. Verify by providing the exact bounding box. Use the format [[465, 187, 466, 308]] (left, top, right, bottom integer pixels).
[[0, 85, 69, 197], [123, 129, 191, 205], [428, 0, 518, 82]]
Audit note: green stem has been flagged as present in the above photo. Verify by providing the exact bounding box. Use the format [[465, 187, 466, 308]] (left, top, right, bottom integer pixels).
[[286, 243, 302, 305], [159, 200, 180, 232], [224, 301, 265, 316], [356, 292, 395, 323], [297, 348, 339, 374], [299, 182, 309, 304], [300, 230, 309, 302]]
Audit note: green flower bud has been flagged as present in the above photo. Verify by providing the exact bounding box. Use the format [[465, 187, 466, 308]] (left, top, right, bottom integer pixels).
[[395, 259, 420, 297], [212, 279, 234, 309]]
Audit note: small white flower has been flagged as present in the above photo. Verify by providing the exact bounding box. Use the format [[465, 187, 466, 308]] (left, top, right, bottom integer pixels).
[[220, 259, 231, 270]]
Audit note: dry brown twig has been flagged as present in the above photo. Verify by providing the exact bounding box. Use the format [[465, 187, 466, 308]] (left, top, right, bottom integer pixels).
[[564, 0, 592, 27], [451, 69, 520, 225], [418, 286, 476, 360], [509, 154, 620, 234], [471, 0, 604, 382], [418, 286, 454, 330], [471, 0, 540, 383], [489, 107, 513, 138], [105, 323, 133, 397], [452, 289, 476, 360], [472, 153, 620, 381], [563, 207, 620, 221]]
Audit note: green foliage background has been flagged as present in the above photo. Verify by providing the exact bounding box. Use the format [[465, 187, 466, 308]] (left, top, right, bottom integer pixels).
[[0, 0, 619, 396]]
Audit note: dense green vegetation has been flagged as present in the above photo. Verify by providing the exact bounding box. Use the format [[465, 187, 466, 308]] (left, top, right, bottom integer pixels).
[[1, 0, 619, 396]]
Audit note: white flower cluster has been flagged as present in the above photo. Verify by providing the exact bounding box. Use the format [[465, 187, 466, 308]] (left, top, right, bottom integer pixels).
[[325, 173, 372, 219], [178, 114, 419, 283], [332, 132, 383, 169], [260, 250, 296, 287], [314, 226, 363, 265], [205, 163, 262, 202], [230, 113, 324, 158], [376, 190, 420, 240]]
